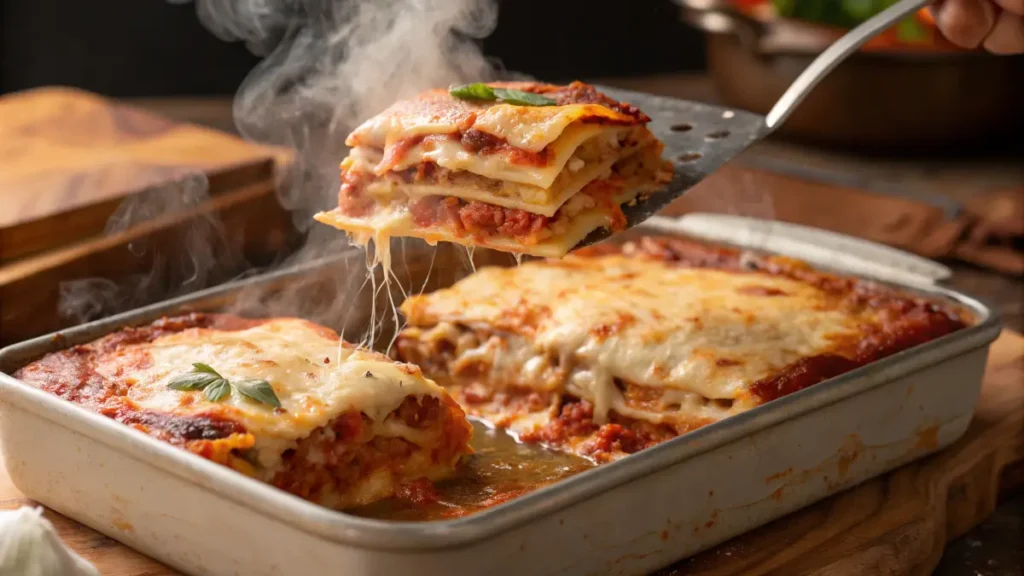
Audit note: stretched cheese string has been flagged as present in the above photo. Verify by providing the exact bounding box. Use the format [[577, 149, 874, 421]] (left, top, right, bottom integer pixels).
[[357, 230, 410, 356], [465, 245, 477, 274]]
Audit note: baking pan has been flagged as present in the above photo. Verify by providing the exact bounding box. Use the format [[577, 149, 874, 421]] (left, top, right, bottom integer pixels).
[[0, 214, 1001, 576]]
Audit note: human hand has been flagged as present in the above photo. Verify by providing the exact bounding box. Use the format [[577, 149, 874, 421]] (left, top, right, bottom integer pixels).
[[931, 0, 1024, 53]]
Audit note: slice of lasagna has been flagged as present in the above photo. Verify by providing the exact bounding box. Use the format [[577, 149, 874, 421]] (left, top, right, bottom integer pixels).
[[314, 81, 672, 257], [15, 313, 473, 510], [395, 237, 970, 462]]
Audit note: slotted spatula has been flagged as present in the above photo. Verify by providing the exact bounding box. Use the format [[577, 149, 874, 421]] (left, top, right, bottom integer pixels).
[[575, 0, 930, 250]]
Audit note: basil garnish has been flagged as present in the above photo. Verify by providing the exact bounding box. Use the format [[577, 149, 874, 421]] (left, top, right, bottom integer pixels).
[[167, 363, 281, 408], [492, 88, 556, 106], [235, 379, 283, 409], [449, 83, 556, 106], [191, 362, 219, 375], [204, 378, 232, 402], [450, 83, 497, 101], [166, 371, 220, 391]]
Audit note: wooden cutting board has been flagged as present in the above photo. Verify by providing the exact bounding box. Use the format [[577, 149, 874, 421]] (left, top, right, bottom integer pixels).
[[1, 329, 1021, 576], [0, 87, 298, 345], [0, 86, 291, 263]]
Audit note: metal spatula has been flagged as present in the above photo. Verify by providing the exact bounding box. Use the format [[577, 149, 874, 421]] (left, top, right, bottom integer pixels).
[[575, 0, 930, 250]]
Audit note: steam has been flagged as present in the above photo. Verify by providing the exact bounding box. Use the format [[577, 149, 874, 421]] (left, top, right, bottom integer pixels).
[[57, 0, 503, 343], [686, 167, 776, 248], [208, 0, 504, 346], [195, 0, 500, 233], [59, 175, 247, 324]]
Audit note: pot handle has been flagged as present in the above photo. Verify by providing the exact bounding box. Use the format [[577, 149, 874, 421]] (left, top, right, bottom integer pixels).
[[675, 0, 767, 49]]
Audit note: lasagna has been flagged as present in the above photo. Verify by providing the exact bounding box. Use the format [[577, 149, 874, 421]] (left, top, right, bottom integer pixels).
[[395, 236, 970, 462], [15, 313, 473, 510], [314, 81, 672, 257]]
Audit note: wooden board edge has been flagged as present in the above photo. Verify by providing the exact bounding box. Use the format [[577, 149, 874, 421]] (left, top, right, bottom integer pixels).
[[0, 159, 279, 263]]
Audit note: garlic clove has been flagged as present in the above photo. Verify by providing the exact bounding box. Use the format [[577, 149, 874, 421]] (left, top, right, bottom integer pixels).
[[0, 507, 100, 576]]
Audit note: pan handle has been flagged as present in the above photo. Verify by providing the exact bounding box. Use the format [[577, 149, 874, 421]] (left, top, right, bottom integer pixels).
[[676, 0, 767, 50], [642, 213, 953, 286], [765, 0, 931, 131]]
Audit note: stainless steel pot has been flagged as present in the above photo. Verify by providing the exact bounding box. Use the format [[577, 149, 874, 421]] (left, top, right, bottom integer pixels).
[[677, 0, 1024, 150]]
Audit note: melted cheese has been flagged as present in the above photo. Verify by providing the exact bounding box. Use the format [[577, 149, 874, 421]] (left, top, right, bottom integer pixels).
[[400, 256, 872, 423], [104, 319, 443, 471], [353, 146, 624, 216], [346, 89, 476, 148], [315, 200, 620, 258], [383, 123, 632, 189], [470, 103, 635, 152], [347, 88, 639, 153]]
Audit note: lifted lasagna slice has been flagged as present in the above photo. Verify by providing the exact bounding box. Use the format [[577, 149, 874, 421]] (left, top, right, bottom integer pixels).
[[16, 313, 473, 510], [395, 237, 969, 462], [315, 81, 672, 257]]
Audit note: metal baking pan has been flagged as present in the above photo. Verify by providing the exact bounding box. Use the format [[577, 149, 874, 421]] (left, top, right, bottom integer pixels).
[[0, 214, 1001, 576]]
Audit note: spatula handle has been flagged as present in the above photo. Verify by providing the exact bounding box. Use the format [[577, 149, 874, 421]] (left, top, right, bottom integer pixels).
[[765, 0, 931, 132]]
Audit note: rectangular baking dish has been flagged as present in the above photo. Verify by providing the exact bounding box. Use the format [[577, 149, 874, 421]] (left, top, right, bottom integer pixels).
[[0, 213, 1001, 576]]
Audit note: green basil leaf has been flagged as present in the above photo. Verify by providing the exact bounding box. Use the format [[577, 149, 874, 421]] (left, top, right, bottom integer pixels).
[[773, 0, 796, 17], [492, 88, 556, 107], [841, 0, 875, 21], [449, 83, 496, 101], [167, 372, 219, 391], [235, 379, 282, 409], [192, 362, 221, 376], [896, 17, 927, 42], [204, 378, 231, 402]]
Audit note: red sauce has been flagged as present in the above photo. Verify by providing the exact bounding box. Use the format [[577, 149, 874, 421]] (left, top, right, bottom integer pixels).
[[459, 202, 548, 238], [409, 195, 550, 241], [749, 354, 859, 403], [542, 81, 650, 123], [376, 134, 427, 173], [395, 478, 440, 504], [337, 187, 376, 218]]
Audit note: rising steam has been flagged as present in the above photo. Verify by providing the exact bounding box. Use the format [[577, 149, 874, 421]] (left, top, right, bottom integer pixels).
[[194, 0, 501, 231], [59, 174, 247, 324], [60, 0, 503, 343]]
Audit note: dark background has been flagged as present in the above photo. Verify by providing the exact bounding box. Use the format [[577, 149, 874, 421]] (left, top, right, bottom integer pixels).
[[0, 0, 706, 97]]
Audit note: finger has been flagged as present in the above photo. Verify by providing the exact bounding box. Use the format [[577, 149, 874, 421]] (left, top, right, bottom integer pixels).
[[934, 0, 997, 48], [993, 0, 1024, 17], [983, 10, 1024, 53]]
